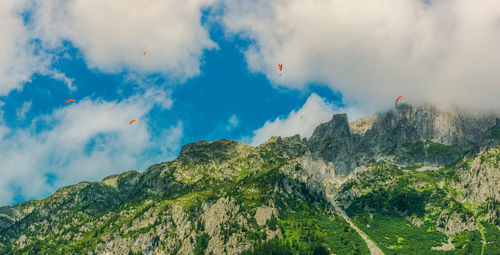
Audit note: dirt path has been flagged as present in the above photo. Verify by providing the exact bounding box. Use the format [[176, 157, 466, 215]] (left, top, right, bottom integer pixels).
[[327, 196, 384, 255], [478, 221, 486, 255]]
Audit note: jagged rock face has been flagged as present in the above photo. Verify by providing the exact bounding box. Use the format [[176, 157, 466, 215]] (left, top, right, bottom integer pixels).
[[349, 117, 375, 136], [308, 113, 358, 176], [363, 105, 497, 165], [453, 147, 500, 207], [137, 163, 187, 197], [307, 104, 498, 176], [0, 201, 38, 232], [368, 104, 497, 147], [436, 211, 478, 236]]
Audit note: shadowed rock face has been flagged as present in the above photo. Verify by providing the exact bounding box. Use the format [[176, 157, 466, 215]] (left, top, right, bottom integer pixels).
[[307, 104, 499, 176], [308, 113, 357, 176], [367, 104, 497, 147]]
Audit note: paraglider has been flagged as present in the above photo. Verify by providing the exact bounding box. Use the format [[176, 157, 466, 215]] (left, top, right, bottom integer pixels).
[[143, 51, 148, 56], [278, 64, 283, 71], [65, 99, 75, 104], [129, 120, 137, 125], [336, 201, 342, 206], [395, 96, 405, 106]]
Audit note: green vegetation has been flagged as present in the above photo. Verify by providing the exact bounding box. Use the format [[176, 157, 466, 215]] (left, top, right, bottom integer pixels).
[[452, 230, 483, 255], [194, 233, 210, 255], [241, 237, 332, 255], [339, 156, 499, 255], [479, 149, 500, 168], [397, 140, 462, 164], [346, 168, 435, 217], [482, 221, 500, 255], [352, 212, 447, 255], [241, 238, 295, 255], [486, 126, 500, 140], [274, 197, 369, 255], [426, 141, 458, 157]]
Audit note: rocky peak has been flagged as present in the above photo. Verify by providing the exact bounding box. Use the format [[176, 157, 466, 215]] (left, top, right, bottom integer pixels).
[[349, 116, 375, 136], [304, 104, 499, 176], [307, 113, 356, 176], [331, 113, 351, 135], [370, 104, 498, 146], [177, 139, 253, 165], [309, 113, 351, 146]]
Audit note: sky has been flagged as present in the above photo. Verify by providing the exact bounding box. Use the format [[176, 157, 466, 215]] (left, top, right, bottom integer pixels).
[[1, 0, 499, 205]]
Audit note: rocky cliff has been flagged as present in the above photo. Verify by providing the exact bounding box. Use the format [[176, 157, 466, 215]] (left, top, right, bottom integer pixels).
[[307, 104, 498, 176]]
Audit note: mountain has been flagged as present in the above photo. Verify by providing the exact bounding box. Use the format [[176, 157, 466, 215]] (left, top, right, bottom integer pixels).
[[0, 104, 499, 255]]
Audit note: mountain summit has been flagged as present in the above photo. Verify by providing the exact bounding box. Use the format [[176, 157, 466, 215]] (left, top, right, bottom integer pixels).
[[1, 104, 499, 254]]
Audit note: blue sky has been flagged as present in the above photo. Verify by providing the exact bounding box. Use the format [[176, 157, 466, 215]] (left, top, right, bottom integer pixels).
[[1, 0, 499, 205], [1, 22, 344, 150], [0, 1, 346, 205]]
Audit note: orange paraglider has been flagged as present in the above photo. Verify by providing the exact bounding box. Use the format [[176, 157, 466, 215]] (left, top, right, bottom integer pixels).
[[66, 99, 75, 104], [395, 96, 405, 106], [129, 120, 137, 125], [143, 51, 148, 56]]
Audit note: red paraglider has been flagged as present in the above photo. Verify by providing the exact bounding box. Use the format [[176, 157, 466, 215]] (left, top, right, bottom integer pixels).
[[129, 120, 137, 125], [143, 51, 148, 56], [336, 201, 342, 206], [395, 96, 405, 106], [278, 64, 283, 71], [65, 99, 75, 104]]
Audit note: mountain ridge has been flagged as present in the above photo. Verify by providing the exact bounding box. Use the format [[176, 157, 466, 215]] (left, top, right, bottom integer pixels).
[[1, 104, 499, 254]]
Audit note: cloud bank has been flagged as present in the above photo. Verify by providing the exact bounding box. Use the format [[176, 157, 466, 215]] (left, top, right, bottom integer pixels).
[[220, 0, 500, 113], [0, 0, 218, 95], [0, 92, 182, 205], [0, 1, 40, 95], [30, 0, 217, 79], [250, 93, 362, 146]]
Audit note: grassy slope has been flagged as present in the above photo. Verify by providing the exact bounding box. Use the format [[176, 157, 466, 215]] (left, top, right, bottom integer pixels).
[[342, 157, 497, 255]]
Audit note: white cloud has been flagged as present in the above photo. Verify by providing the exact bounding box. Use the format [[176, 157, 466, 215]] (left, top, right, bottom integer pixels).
[[0, 1, 82, 96], [0, 0, 40, 95], [30, 0, 218, 80], [0, 0, 219, 95], [226, 114, 239, 130], [48, 71, 76, 91], [140, 85, 174, 110], [220, 0, 500, 113], [0, 92, 182, 205], [16, 101, 32, 120], [249, 93, 361, 146]]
